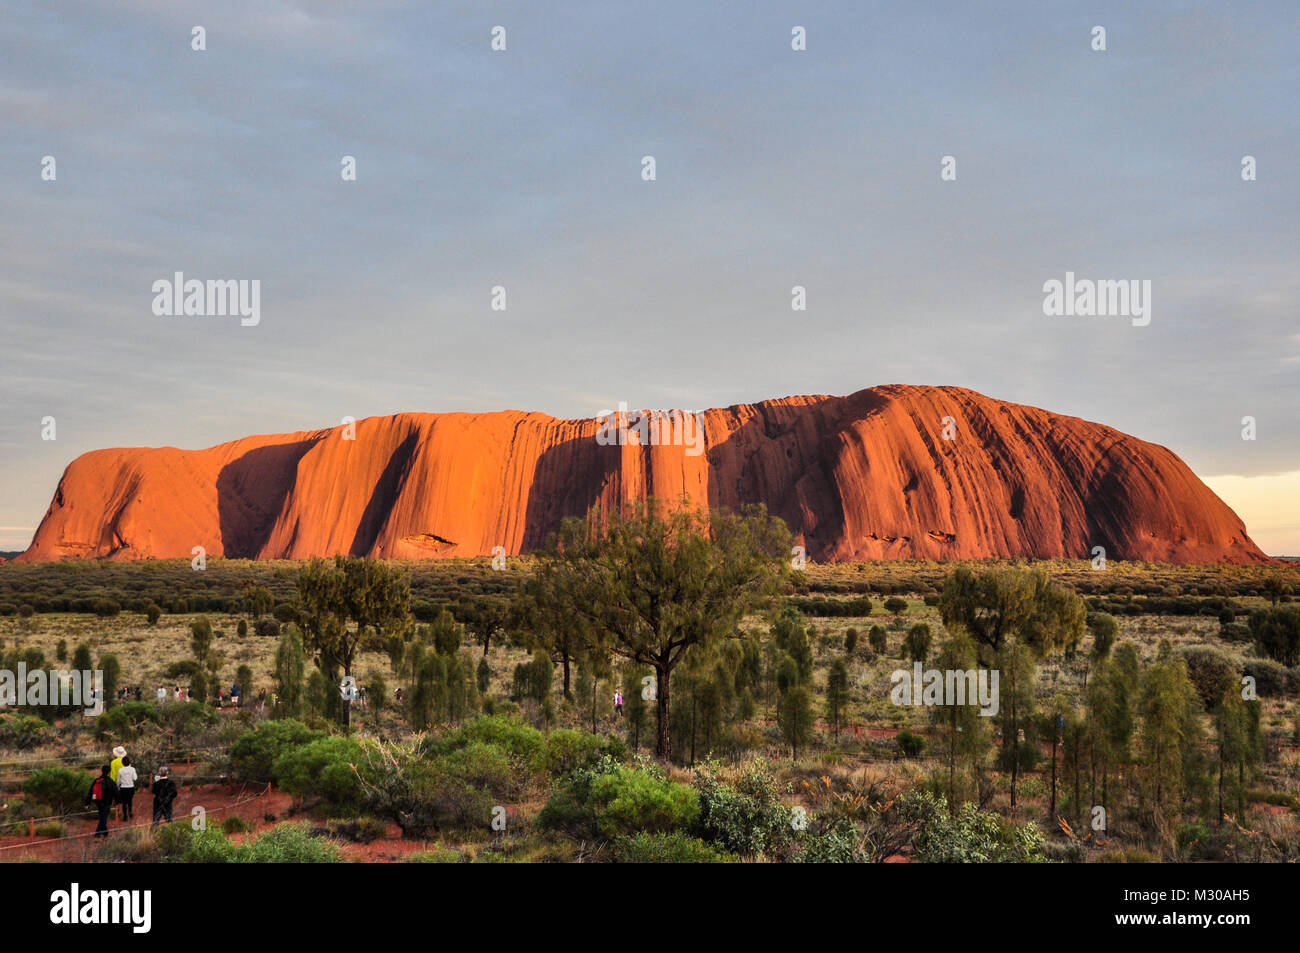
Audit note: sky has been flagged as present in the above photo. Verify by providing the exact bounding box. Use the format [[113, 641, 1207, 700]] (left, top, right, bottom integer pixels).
[[1, 1, 1297, 554]]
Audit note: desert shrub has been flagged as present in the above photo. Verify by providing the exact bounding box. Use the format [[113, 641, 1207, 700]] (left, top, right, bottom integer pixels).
[[92, 829, 160, 863], [431, 742, 516, 797], [144, 603, 161, 625], [884, 596, 909, 614], [1178, 822, 1241, 861], [325, 817, 388, 843], [432, 714, 544, 765], [1176, 647, 1237, 710], [230, 719, 323, 780], [95, 701, 161, 741], [272, 736, 368, 814], [236, 620, 248, 637], [22, 766, 88, 815], [995, 740, 1041, 774], [221, 815, 251, 834], [1249, 607, 1300, 666], [906, 792, 1045, 863], [692, 760, 791, 857], [896, 728, 926, 757], [152, 821, 196, 860], [242, 823, 340, 863], [18, 605, 34, 618], [181, 827, 242, 863], [0, 714, 51, 750], [1094, 847, 1157, 863], [868, 625, 888, 653], [92, 599, 120, 618], [254, 618, 281, 639], [539, 757, 697, 840], [34, 821, 66, 839], [405, 846, 463, 863], [1242, 658, 1288, 697], [615, 831, 733, 863], [540, 728, 625, 777], [1041, 840, 1086, 863], [355, 740, 494, 836]]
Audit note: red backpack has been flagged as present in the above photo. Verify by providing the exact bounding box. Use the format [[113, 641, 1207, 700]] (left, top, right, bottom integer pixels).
[[91, 777, 105, 801]]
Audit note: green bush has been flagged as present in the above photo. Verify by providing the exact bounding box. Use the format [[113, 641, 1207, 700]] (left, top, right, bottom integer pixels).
[[896, 728, 926, 758], [693, 760, 791, 857], [433, 714, 544, 764], [540, 728, 625, 776], [540, 758, 697, 840], [34, 821, 66, 839], [242, 823, 341, 863], [221, 815, 251, 834], [1242, 658, 1288, 697], [906, 792, 1045, 863], [182, 826, 242, 863], [95, 701, 161, 741], [432, 742, 517, 798], [22, 766, 88, 815], [1176, 646, 1237, 710], [0, 714, 51, 750], [272, 736, 368, 814], [615, 831, 733, 863], [230, 719, 323, 780], [405, 846, 463, 863]]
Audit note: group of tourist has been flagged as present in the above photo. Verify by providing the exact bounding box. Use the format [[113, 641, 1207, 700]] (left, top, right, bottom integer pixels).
[[84, 744, 178, 837]]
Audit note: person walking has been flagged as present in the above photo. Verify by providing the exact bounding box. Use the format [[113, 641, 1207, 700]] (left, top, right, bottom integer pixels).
[[86, 765, 118, 838], [614, 690, 624, 717], [231, 681, 240, 707], [116, 756, 138, 821], [151, 766, 178, 826], [110, 746, 126, 783]]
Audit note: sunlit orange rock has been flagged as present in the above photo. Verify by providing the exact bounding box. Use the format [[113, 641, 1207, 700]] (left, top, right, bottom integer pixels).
[[17, 385, 1269, 564]]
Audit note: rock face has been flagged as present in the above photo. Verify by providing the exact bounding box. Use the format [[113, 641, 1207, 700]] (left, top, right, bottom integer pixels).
[[18, 385, 1268, 564]]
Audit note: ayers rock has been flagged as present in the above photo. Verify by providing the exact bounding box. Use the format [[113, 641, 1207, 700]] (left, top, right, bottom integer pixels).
[[18, 385, 1268, 565]]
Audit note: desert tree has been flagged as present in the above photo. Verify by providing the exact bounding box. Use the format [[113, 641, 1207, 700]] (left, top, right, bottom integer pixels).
[[296, 555, 410, 726], [903, 623, 932, 664], [825, 657, 850, 741], [272, 627, 307, 718], [928, 631, 987, 812], [526, 500, 790, 760], [939, 566, 1085, 806]]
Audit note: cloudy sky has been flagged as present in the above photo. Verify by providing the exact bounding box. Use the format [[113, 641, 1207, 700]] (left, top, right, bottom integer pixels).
[[2, 1, 1297, 554]]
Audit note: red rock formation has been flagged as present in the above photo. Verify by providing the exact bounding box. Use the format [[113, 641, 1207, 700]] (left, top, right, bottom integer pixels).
[[17, 385, 1269, 564]]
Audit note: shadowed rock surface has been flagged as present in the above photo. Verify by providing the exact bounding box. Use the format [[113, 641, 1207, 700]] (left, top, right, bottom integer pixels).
[[18, 385, 1268, 564]]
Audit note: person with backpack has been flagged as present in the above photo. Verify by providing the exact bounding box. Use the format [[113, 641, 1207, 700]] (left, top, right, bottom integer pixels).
[[86, 765, 118, 838], [151, 766, 178, 826], [116, 756, 138, 821]]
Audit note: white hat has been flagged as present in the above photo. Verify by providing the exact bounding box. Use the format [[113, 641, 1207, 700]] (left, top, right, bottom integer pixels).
[[112, 746, 127, 758]]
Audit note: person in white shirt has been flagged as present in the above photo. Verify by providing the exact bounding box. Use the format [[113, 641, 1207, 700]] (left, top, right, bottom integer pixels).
[[116, 756, 138, 821]]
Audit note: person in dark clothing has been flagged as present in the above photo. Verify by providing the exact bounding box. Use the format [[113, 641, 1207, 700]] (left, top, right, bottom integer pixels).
[[86, 765, 118, 838], [151, 766, 178, 826]]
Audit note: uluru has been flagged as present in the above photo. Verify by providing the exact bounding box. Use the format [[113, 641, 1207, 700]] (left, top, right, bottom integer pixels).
[[17, 385, 1268, 565]]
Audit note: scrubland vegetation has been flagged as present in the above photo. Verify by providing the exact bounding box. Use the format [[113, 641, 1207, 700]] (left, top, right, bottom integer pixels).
[[2, 507, 1299, 863]]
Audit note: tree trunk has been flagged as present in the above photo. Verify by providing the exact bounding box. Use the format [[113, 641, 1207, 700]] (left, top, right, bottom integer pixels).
[[562, 655, 572, 700], [655, 666, 671, 760]]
